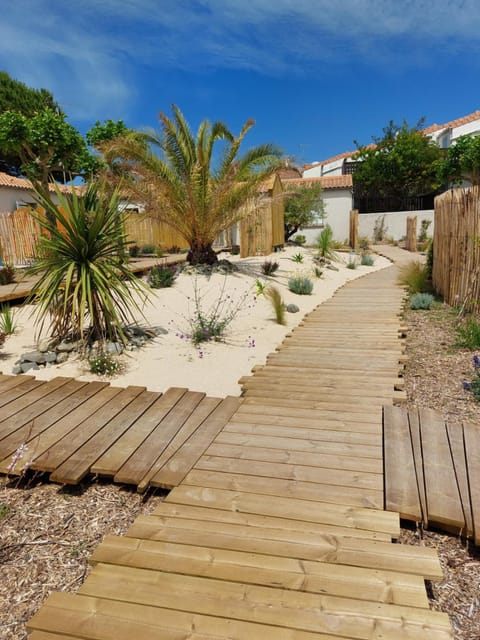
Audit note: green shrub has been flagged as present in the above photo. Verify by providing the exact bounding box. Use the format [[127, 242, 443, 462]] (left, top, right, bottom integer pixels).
[[361, 253, 375, 266], [290, 253, 304, 264], [288, 276, 313, 295], [293, 235, 306, 245], [128, 244, 140, 258], [265, 285, 286, 325], [313, 266, 323, 278], [316, 225, 337, 260], [410, 293, 434, 310], [88, 353, 122, 376], [141, 244, 156, 255], [167, 245, 181, 254], [261, 260, 279, 276], [0, 265, 16, 285], [230, 245, 240, 255], [455, 317, 480, 349], [346, 261, 357, 270], [373, 215, 387, 242], [155, 246, 165, 258], [397, 260, 430, 294], [149, 264, 177, 288], [0, 304, 16, 334]]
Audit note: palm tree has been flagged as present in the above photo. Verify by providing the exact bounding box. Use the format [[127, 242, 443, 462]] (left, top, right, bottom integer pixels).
[[27, 182, 150, 347], [101, 105, 281, 265]]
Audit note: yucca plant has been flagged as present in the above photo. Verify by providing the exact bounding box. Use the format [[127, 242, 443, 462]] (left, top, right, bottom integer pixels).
[[0, 304, 16, 335], [27, 182, 150, 347], [316, 224, 337, 260]]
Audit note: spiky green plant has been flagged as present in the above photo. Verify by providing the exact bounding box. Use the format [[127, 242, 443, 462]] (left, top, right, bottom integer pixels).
[[397, 260, 430, 294], [455, 317, 480, 349], [264, 285, 286, 325], [316, 225, 337, 260], [27, 182, 150, 347], [0, 304, 16, 335]]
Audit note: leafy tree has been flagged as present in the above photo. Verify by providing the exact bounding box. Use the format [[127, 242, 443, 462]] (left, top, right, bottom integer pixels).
[[27, 182, 150, 347], [101, 104, 281, 265], [86, 119, 130, 147], [283, 181, 324, 241], [0, 108, 101, 214], [353, 120, 443, 209], [437, 135, 480, 187]]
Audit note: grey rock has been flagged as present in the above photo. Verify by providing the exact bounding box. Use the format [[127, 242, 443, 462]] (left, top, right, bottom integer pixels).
[[12, 365, 22, 375], [44, 351, 58, 363], [286, 304, 300, 313], [38, 337, 57, 352], [57, 340, 79, 353], [326, 264, 340, 271], [21, 362, 40, 373], [56, 352, 69, 364], [106, 341, 124, 355], [22, 351, 46, 364]]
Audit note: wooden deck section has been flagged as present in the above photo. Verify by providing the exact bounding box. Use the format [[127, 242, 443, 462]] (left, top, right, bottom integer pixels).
[[0, 377, 241, 489], [26, 264, 454, 639], [385, 404, 480, 543]]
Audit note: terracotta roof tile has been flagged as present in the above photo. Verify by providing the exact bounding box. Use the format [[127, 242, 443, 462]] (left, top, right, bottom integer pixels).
[[0, 171, 74, 193], [282, 175, 353, 190]]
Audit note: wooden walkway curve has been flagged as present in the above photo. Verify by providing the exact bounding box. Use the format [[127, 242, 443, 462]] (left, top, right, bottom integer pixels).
[[24, 261, 453, 638]]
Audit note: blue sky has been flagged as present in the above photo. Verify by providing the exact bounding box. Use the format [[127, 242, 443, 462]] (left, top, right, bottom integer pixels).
[[1, 1, 480, 165]]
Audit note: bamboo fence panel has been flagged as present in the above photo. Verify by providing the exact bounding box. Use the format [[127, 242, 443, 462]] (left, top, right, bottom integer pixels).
[[0, 207, 42, 266], [123, 212, 188, 251], [240, 178, 285, 258], [433, 187, 480, 313], [405, 216, 417, 252]]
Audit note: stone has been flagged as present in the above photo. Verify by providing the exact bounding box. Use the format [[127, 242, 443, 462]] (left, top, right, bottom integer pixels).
[[106, 341, 124, 355], [57, 340, 80, 353], [286, 304, 300, 313], [21, 362, 40, 373], [12, 365, 22, 375], [22, 351, 46, 364], [326, 264, 340, 271], [44, 351, 58, 363], [56, 352, 69, 364], [38, 337, 57, 353]]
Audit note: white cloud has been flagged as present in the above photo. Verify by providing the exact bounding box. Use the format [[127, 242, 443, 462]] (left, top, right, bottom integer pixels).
[[1, 1, 479, 122]]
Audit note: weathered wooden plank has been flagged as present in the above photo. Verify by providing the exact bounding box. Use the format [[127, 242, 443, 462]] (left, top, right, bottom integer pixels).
[[50, 389, 159, 484], [147, 396, 242, 491], [446, 421, 473, 536], [91, 534, 429, 608], [383, 405, 422, 520], [463, 421, 480, 544], [165, 485, 400, 537], [0, 377, 71, 426], [0, 376, 45, 409], [232, 409, 379, 432], [407, 407, 428, 526], [91, 387, 186, 476], [114, 391, 205, 486], [420, 407, 465, 530]]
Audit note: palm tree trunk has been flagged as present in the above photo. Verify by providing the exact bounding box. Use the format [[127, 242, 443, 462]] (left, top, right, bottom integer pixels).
[[187, 242, 218, 265]]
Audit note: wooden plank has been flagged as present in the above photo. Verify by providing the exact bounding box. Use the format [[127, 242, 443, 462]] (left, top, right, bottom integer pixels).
[[78, 564, 451, 637], [126, 513, 440, 577], [204, 442, 383, 474], [194, 456, 383, 491], [408, 407, 428, 526], [236, 401, 382, 423], [446, 421, 473, 536], [165, 485, 400, 537], [183, 468, 383, 509], [232, 409, 380, 432], [383, 405, 422, 520], [28, 591, 344, 640], [147, 396, 242, 491], [91, 387, 186, 476], [463, 421, 480, 545], [0, 377, 85, 442], [29, 632, 85, 640], [91, 534, 429, 608], [30, 386, 127, 472], [0, 373, 36, 392], [420, 407, 465, 530], [152, 501, 392, 541], [0, 376, 45, 409], [50, 390, 159, 484], [114, 391, 205, 486], [0, 381, 109, 474]]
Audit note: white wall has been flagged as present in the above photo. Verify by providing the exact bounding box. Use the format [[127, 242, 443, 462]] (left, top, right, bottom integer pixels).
[[0, 187, 37, 213], [299, 188, 353, 244], [358, 210, 434, 241]]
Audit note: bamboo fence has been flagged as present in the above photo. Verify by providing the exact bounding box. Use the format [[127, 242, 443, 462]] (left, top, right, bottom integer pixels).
[[0, 207, 42, 266], [433, 187, 480, 314], [122, 212, 188, 251]]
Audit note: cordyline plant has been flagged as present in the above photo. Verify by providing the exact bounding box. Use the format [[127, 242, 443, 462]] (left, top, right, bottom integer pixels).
[[100, 104, 281, 265], [27, 182, 150, 347]]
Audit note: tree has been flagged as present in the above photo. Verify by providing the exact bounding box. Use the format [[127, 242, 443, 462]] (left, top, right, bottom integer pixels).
[[101, 105, 281, 264], [353, 120, 443, 210], [0, 108, 100, 208], [27, 182, 149, 347], [437, 135, 480, 186], [283, 181, 324, 241], [86, 119, 130, 148]]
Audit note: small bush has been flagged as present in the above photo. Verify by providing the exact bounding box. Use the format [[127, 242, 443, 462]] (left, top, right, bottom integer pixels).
[[255, 279, 267, 296], [288, 276, 313, 295], [141, 244, 156, 255], [155, 246, 165, 258], [261, 260, 279, 276], [293, 235, 306, 245], [128, 244, 140, 258], [316, 225, 337, 260], [290, 253, 304, 264], [463, 355, 480, 401], [455, 317, 480, 349], [361, 253, 375, 266], [418, 219, 432, 243], [149, 264, 177, 288], [0, 265, 16, 285], [264, 286, 286, 325], [346, 260, 357, 270], [230, 245, 240, 255], [359, 236, 370, 250], [167, 245, 181, 254], [397, 261, 430, 294], [410, 293, 434, 310], [373, 215, 388, 242], [313, 266, 323, 278], [0, 304, 16, 334], [88, 353, 122, 376]]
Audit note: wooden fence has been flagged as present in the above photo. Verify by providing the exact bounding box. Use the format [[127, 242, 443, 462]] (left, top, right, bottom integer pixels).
[[239, 176, 284, 258], [122, 212, 188, 251], [433, 187, 480, 313], [0, 207, 41, 266]]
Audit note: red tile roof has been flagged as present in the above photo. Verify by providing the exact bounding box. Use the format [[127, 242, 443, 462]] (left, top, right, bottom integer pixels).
[[282, 175, 353, 190], [0, 171, 74, 193]]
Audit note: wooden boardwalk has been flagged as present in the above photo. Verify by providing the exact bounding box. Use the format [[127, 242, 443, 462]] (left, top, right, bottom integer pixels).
[[385, 405, 480, 543], [26, 263, 454, 639]]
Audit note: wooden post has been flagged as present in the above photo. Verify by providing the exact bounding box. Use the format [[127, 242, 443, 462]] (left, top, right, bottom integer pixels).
[[406, 216, 417, 252], [349, 209, 359, 250]]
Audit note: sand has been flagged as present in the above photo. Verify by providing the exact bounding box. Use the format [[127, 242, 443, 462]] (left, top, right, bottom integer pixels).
[[1, 247, 391, 397]]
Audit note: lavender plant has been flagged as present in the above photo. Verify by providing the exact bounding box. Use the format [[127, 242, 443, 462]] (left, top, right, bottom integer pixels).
[[463, 355, 480, 401]]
